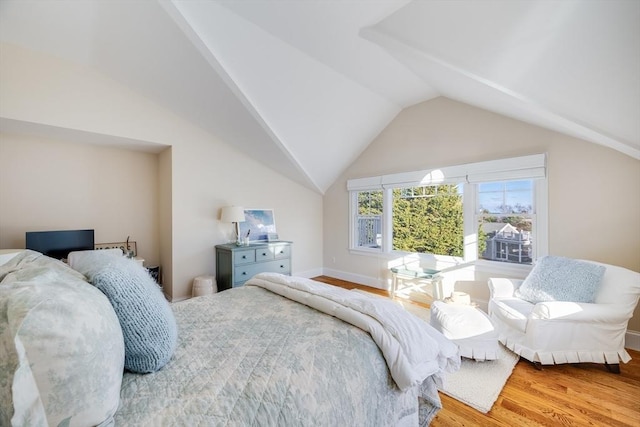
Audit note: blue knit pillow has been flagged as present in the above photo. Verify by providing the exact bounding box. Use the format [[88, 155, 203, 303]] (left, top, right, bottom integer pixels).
[[73, 253, 177, 373], [515, 256, 605, 304]]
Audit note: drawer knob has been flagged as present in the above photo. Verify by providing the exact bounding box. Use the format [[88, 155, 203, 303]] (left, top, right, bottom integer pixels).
[[262, 252, 267, 256], [242, 255, 246, 259], [242, 272, 247, 275]]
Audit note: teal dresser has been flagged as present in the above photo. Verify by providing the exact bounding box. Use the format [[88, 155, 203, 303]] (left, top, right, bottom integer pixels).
[[215, 241, 292, 291]]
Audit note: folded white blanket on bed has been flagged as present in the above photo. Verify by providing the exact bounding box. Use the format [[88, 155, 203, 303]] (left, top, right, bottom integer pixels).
[[246, 273, 460, 392]]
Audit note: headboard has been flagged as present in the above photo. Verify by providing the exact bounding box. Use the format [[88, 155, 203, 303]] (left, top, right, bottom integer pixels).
[[25, 229, 95, 260]]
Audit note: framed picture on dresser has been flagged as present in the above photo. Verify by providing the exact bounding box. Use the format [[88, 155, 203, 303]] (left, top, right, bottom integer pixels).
[[239, 209, 276, 243]]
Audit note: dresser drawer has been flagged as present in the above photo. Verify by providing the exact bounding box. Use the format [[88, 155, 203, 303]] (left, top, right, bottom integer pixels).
[[234, 259, 291, 285], [234, 249, 256, 265], [255, 247, 273, 262], [262, 258, 291, 275], [272, 244, 290, 259], [234, 264, 256, 284], [254, 245, 290, 261]]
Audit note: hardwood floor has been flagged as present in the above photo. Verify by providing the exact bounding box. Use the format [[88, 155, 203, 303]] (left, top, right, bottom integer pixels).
[[313, 276, 640, 426]]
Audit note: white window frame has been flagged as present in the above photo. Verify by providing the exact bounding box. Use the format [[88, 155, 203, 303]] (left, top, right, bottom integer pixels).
[[347, 154, 548, 275], [349, 189, 385, 253]]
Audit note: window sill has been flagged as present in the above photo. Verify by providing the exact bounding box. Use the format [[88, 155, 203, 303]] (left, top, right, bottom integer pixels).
[[473, 259, 532, 278], [348, 248, 467, 271], [348, 247, 383, 256], [348, 248, 532, 278]]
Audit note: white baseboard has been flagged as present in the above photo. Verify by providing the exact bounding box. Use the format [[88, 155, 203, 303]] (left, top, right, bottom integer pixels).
[[293, 267, 324, 279], [322, 267, 387, 290], [626, 330, 640, 351]]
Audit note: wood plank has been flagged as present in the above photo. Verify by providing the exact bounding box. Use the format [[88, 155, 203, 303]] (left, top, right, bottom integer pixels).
[[511, 365, 640, 425], [312, 275, 640, 426]]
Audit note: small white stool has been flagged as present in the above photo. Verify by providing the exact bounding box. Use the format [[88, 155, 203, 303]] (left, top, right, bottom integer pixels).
[[430, 300, 500, 361], [192, 275, 217, 297]]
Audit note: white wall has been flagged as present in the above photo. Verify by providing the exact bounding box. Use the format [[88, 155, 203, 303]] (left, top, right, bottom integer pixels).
[[0, 43, 324, 301], [323, 97, 640, 331], [0, 133, 161, 265]]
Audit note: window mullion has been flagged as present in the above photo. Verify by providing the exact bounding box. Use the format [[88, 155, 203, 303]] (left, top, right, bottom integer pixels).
[[382, 188, 393, 252], [349, 190, 357, 249], [464, 183, 477, 262], [534, 178, 548, 260]]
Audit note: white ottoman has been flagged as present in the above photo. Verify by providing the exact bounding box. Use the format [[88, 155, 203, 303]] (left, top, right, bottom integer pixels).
[[430, 300, 500, 361], [192, 276, 217, 297]]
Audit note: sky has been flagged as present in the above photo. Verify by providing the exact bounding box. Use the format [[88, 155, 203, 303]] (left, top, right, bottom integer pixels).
[[478, 180, 533, 214]]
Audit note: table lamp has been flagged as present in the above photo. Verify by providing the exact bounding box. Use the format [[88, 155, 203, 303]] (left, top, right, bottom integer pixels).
[[221, 206, 245, 245]]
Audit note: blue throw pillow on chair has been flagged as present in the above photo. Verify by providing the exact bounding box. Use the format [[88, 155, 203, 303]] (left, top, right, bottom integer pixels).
[[515, 255, 605, 304]]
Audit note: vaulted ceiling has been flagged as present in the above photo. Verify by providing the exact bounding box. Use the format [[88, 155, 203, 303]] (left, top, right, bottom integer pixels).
[[1, 0, 638, 194]]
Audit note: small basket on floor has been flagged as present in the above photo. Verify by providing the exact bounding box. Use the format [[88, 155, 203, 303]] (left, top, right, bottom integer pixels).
[[192, 276, 217, 297]]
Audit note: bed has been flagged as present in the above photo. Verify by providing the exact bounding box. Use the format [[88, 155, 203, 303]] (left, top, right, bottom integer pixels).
[[0, 249, 459, 426]]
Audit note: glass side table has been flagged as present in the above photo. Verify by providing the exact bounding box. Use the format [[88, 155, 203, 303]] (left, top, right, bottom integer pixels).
[[389, 266, 443, 300]]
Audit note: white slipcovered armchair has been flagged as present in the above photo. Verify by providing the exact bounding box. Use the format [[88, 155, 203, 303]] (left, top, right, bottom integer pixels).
[[488, 257, 640, 371]]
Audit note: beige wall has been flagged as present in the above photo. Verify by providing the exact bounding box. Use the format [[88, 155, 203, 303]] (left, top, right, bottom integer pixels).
[[0, 43, 324, 301], [158, 147, 173, 291], [167, 133, 323, 301], [323, 97, 640, 332], [0, 133, 161, 266]]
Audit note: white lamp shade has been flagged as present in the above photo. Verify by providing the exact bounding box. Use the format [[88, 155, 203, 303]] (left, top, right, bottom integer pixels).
[[221, 206, 245, 223]]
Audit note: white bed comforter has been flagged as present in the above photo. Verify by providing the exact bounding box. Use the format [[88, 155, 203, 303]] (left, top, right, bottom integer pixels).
[[246, 273, 460, 393]]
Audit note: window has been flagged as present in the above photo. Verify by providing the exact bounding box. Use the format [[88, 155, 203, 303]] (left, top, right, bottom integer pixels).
[[477, 180, 534, 265], [392, 184, 463, 256], [354, 190, 383, 249], [347, 154, 547, 267]]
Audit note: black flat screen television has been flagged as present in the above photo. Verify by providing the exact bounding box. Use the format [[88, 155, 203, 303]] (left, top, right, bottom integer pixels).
[[25, 229, 95, 260]]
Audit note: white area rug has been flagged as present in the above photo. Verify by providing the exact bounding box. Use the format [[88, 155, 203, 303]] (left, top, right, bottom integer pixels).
[[439, 344, 519, 413], [352, 289, 520, 413]]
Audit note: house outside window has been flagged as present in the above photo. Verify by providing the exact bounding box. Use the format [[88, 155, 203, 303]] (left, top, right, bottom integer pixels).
[[477, 180, 534, 265], [347, 154, 547, 269], [355, 190, 383, 249]]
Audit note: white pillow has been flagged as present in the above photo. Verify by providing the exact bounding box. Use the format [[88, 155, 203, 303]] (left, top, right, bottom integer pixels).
[[0, 250, 124, 427], [67, 248, 123, 269]]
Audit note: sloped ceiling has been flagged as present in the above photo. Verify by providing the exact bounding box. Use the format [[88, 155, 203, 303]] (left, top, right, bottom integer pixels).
[[1, 0, 638, 194]]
